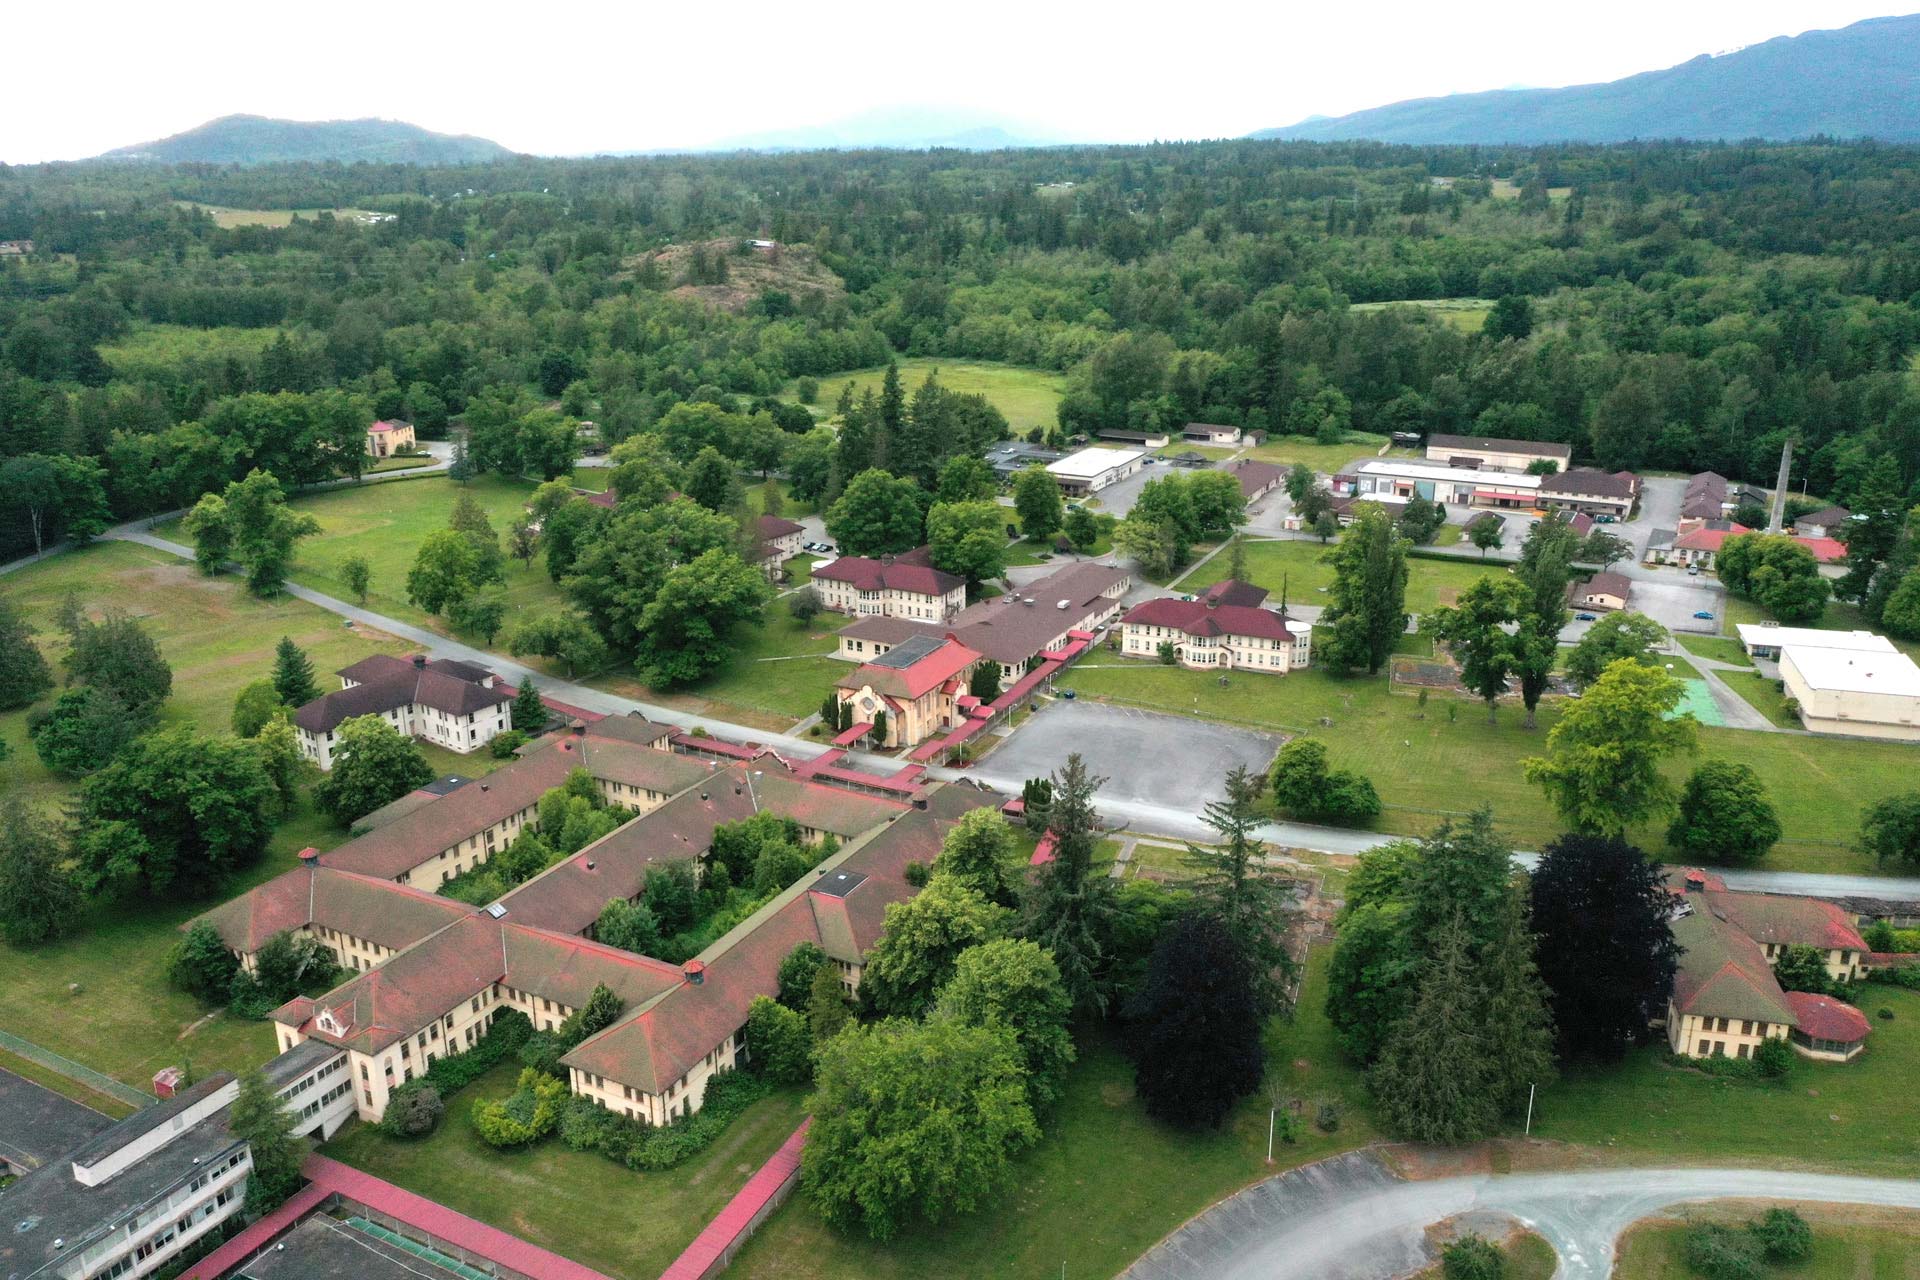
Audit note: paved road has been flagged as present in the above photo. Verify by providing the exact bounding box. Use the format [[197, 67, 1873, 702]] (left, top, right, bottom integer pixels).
[[1122, 1150, 1920, 1280], [93, 526, 1920, 904]]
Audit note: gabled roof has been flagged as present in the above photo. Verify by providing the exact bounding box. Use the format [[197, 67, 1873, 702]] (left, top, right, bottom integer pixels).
[[1673, 523, 1753, 553], [1793, 505, 1852, 529], [1123, 597, 1295, 642], [755, 514, 804, 539], [1200, 579, 1270, 608], [1794, 536, 1847, 564], [1571, 571, 1632, 601], [812, 552, 963, 597], [839, 638, 981, 700], [561, 800, 983, 1094], [1539, 468, 1639, 500], [186, 865, 475, 955], [1427, 433, 1571, 459], [1669, 908, 1797, 1026], [1227, 459, 1285, 499], [295, 656, 512, 734], [1705, 890, 1868, 953]]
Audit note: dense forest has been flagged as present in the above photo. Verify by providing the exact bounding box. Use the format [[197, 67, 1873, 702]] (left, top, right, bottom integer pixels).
[[5, 138, 1920, 569]]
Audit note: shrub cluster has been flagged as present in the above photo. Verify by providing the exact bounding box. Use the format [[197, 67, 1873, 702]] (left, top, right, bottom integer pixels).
[[557, 1070, 773, 1171], [424, 1010, 533, 1094], [1683, 1208, 1812, 1279], [472, 1068, 568, 1148]]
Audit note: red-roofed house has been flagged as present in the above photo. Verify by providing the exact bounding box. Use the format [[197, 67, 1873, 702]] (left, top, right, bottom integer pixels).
[[1120, 588, 1312, 673], [753, 515, 805, 580], [365, 419, 417, 457], [812, 548, 967, 622], [834, 635, 982, 747], [1662, 521, 1754, 569]]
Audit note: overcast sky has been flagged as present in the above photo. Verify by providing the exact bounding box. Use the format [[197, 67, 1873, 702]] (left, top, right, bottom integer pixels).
[[2, 1, 1905, 163]]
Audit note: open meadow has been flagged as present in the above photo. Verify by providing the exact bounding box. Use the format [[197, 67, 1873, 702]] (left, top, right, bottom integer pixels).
[[790, 358, 1066, 435]]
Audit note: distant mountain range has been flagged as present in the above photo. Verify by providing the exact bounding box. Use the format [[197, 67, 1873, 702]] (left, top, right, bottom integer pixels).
[[98, 115, 515, 165], [1256, 14, 1920, 144], [693, 107, 1065, 153]]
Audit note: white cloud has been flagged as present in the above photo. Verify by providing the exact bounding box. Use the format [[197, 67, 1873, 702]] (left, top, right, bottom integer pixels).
[[2, 0, 1900, 162]]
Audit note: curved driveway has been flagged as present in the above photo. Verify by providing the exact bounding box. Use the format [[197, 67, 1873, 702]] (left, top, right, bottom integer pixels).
[[1120, 1151, 1920, 1279]]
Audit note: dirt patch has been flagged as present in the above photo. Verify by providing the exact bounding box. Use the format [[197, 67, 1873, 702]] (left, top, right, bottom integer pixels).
[[1385, 1144, 1501, 1181], [1100, 1081, 1137, 1107], [630, 239, 845, 315]]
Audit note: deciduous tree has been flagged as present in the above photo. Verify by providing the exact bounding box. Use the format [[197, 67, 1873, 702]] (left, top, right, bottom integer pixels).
[[0, 798, 81, 945], [1319, 504, 1409, 674], [1523, 660, 1697, 835], [1424, 576, 1522, 724], [825, 469, 925, 558], [1668, 761, 1782, 865], [1861, 792, 1920, 868], [1124, 915, 1264, 1129], [926, 500, 1006, 584], [1563, 612, 1668, 688], [1012, 466, 1063, 541], [860, 877, 1009, 1019], [936, 938, 1075, 1114], [0, 596, 53, 710], [313, 714, 434, 826], [634, 548, 772, 686], [231, 1069, 306, 1213]]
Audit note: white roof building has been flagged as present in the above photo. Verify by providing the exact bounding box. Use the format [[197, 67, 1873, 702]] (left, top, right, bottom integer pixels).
[[1779, 645, 1920, 741], [1046, 446, 1146, 494], [1734, 624, 1897, 658]]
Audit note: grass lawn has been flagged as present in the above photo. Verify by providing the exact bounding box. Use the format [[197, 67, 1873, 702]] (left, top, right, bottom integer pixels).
[[1676, 635, 1754, 668], [567, 467, 611, 492], [587, 609, 844, 731], [325, 1063, 812, 1279], [1616, 1205, 1920, 1277], [1530, 982, 1920, 1174], [1246, 433, 1410, 475], [1414, 1231, 1557, 1279], [1181, 539, 1511, 616], [1351, 297, 1494, 334], [0, 541, 427, 815], [1059, 660, 1907, 874], [747, 477, 818, 519], [156, 474, 565, 641], [0, 541, 514, 1091], [172, 202, 385, 228], [1155, 442, 1238, 460], [1717, 666, 1802, 729], [729, 946, 1374, 1280], [792, 359, 1066, 435]]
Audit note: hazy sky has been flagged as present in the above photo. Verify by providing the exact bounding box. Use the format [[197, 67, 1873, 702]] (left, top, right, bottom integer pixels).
[[2, 1, 1905, 162]]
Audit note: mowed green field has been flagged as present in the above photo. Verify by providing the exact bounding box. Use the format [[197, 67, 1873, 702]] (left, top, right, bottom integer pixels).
[[155, 475, 567, 639], [1059, 661, 1909, 874], [1533, 983, 1920, 1173], [1180, 539, 1511, 616], [326, 1063, 812, 1279], [1616, 1206, 1920, 1277], [792, 358, 1066, 434], [1245, 434, 1411, 475], [729, 947, 1375, 1280], [1351, 297, 1494, 333], [0, 541, 513, 1092]]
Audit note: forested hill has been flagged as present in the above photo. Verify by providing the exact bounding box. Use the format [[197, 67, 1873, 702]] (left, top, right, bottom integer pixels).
[[97, 115, 515, 165], [1258, 14, 1920, 144]]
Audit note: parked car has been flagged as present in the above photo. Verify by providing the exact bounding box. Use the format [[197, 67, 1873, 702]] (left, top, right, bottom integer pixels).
[[1692, 610, 1715, 620], [1575, 612, 1598, 622], [1686, 564, 1701, 576]]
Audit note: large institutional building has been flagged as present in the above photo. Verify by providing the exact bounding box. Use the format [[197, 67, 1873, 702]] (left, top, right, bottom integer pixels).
[[185, 717, 1002, 1131], [1118, 580, 1312, 674], [292, 654, 515, 770], [811, 548, 968, 622]]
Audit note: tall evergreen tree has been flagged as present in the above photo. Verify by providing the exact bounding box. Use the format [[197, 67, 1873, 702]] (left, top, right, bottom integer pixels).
[[512, 675, 548, 733], [1478, 885, 1557, 1116], [271, 636, 319, 707], [879, 359, 905, 441], [1369, 915, 1500, 1144], [0, 595, 54, 710], [0, 798, 82, 945], [1184, 765, 1298, 1015], [1513, 514, 1577, 727], [1019, 754, 1117, 1015]]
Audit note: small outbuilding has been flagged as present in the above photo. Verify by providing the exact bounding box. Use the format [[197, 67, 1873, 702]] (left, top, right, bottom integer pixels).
[[1784, 992, 1870, 1062]]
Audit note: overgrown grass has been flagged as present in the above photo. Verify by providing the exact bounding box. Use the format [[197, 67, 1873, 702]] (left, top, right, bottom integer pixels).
[[1675, 635, 1754, 667], [791, 359, 1066, 435], [1061, 660, 1908, 873], [728, 947, 1373, 1280], [324, 1061, 811, 1279], [0, 1048, 138, 1119], [1245, 433, 1412, 475], [1351, 297, 1494, 334], [97, 324, 282, 381]]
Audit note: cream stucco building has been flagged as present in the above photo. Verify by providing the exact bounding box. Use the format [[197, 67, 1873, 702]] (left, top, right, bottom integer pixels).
[[1779, 644, 1920, 741]]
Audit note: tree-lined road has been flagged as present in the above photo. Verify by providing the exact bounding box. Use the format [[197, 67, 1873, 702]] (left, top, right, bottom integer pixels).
[[87, 524, 1920, 906]]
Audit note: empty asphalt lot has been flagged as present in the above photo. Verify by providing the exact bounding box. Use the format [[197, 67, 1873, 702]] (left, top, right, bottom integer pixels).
[[969, 700, 1281, 814]]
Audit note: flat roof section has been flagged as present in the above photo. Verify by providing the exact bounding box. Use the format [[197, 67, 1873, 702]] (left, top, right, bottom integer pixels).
[[1047, 446, 1145, 479], [240, 1217, 477, 1280], [1734, 625, 1895, 654], [0, 1066, 113, 1172], [1782, 646, 1920, 697]]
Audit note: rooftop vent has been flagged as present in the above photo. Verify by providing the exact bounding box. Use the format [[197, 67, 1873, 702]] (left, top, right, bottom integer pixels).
[[412, 654, 427, 668], [484, 903, 507, 919], [684, 959, 706, 985]]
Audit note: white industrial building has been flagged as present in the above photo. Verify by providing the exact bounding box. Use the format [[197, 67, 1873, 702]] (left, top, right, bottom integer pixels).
[[1779, 645, 1920, 741], [1735, 624, 1898, 661], [1345, 458, 1543, 508], [1046, 446, 1146, 496]]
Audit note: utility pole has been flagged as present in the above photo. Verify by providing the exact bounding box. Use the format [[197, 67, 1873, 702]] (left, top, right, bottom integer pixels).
[[1524, 1082, 1537, 1137], [1767, 440, 1793, 534]]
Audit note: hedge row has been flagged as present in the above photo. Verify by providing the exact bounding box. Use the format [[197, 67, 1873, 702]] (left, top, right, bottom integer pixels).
[[558, 1069, 773, 1171]]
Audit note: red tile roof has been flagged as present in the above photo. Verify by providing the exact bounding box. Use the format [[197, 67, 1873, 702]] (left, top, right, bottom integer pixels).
[[1228, 459, 1285, 499], [839, 638, 983, 699], [1794, 536, 1847, 564], [1673, 523, 1753, 553], [755, 514, 804, 539], [186, 866, 474, 955], [812, 553, 963, 597], [1783, 992, 1870, 1043], [1705, 891, 1868, 953], [1123, 597, 1295, 642], [1539, 468, 1640, 500], [1200, 579, 1269, 608]]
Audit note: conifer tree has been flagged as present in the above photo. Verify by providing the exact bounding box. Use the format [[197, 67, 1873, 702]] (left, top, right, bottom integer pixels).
[[230, 1069, 305, 1213], [1369, 915, 1500, 1144], [1185, 765, 1298, 1015], [513, 676, 548, 733], [271, 636, 320, 707], [0, 596, 53, 711]]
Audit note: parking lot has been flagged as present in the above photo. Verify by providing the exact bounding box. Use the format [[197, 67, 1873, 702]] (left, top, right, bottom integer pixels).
[[971, 699, 1282, 815]]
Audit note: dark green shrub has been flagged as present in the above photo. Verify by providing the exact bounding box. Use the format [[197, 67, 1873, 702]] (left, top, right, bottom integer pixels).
[[1440, 1234, 1502, 1280], [489, 729, 528, 758], [1682, 1224, 1763, 1280], [1315, 1102, 1341, 1133], [1753, 1036, 1792, 1079], [1748, 1207, 1812, 1263], [380, 1080, 444, 1138], [424, 1010, 532, 1094]]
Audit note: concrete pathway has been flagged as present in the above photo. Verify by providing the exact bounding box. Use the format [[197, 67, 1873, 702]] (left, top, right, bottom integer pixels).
[[1121, 1149, 1920, 1280]]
